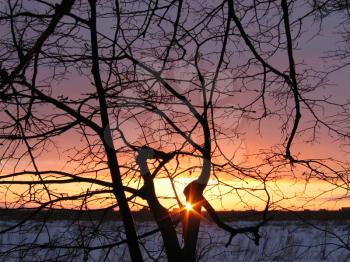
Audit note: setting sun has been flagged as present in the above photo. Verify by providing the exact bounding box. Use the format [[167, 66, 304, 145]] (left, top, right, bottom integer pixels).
[[185, 202, 193, 211]]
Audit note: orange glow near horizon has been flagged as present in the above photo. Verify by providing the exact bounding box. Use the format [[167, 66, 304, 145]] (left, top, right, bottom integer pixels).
[[1, 173, 350, 211], [1, 142, 350, 212]]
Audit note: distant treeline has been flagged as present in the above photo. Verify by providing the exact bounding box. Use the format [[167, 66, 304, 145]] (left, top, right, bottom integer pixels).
[[0, 208, 349, 222]]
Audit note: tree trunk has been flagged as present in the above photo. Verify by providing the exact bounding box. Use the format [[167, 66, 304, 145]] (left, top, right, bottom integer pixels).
[[88, 1, 144, 260], [137, 149, 183, 261], [183, 181, 206, 261], [145, 182, 183, 261], [104, 145, 144, 262]]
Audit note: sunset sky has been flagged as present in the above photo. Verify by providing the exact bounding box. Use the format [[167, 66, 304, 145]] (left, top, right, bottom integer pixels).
[[1, 0, 350, 212]]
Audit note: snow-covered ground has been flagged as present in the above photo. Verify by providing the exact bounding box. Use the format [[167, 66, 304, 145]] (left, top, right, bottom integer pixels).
[[0, 220, 349, 261]]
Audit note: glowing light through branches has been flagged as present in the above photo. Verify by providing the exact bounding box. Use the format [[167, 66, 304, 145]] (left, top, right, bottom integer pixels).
[[185, 202, 193, 211]]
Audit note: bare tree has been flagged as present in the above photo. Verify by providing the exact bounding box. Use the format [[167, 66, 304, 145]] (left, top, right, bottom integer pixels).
[[0, 0, 350, 261]]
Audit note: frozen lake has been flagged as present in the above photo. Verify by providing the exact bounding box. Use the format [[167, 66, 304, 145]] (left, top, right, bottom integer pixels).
[[0, 219, 349, 261]]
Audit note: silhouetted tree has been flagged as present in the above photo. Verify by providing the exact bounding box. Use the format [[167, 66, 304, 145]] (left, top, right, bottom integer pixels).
[[0, 0, 350, 261]]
